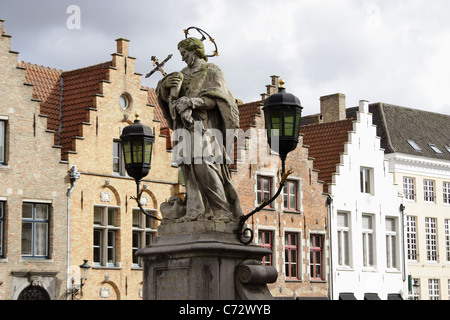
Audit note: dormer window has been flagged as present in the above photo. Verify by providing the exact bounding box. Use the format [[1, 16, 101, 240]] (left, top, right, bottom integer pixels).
[[407, 140, 422, 152], [428, 144, 443, 154]]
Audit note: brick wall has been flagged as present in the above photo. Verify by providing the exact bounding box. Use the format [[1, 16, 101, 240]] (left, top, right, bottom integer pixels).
[[64, 39, 178, 300], [231, 84, 329, 298], [0, 19, 69, 300]]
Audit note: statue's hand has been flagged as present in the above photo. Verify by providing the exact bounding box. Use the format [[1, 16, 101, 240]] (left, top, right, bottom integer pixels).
[[175, 96, 192, 114], [162, 73, 183, 90]]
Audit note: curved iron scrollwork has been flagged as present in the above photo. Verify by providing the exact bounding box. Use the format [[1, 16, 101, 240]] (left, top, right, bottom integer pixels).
[[131, 181, 161, 221], [235, 161, 293, 245]]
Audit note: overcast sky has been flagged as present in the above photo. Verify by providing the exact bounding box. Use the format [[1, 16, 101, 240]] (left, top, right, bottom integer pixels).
[[1, 0, 449, 116]]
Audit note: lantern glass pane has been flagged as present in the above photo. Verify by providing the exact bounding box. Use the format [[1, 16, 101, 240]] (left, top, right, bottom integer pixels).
[[144, 140, 152, 164], [265, 113, 272, 139], [123, 141, 132, 165], [80, 266, 90, 281], [132, 140, 143, 164], [271, 109, 282, 137], [284, 110, 295, 136], [294, 111, 301, 138]]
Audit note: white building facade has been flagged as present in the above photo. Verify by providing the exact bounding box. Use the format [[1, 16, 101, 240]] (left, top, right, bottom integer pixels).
[[327, 101, 406, 300], [385, 153, 450, 299], [369, 103, 450, 300]]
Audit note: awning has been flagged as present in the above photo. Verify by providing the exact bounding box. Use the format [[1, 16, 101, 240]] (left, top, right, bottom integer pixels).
[[339, 293, 357, 300], [364, 293, 380, 300], [388, 294, 403, 300]]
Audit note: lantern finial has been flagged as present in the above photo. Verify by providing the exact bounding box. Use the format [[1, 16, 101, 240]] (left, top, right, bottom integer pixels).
[[135, 113, 140, 120], [278, 79, 285, 88]]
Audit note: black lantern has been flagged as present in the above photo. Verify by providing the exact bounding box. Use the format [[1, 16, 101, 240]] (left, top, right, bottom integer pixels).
[[263, 81, 303, 166], [120, 114, 155, 182], [71, 259, 91, 299], [120, 114, 160, 221], [79, 259, 91, 283], [236, 80, 302, 244]]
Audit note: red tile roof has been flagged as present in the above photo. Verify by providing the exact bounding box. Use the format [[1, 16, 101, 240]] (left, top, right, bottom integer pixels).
[[145, 87, 168, 129], [300, 119, 355, 193], [238, 100, 263, 131], [20, 62, 62, 139], [59, 62, 111, 156], [21, 61, 111, 159]]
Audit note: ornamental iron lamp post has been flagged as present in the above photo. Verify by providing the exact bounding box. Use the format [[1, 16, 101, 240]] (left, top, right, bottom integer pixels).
[[235, 80, 303, 244], [120, 114, 160, 221], [79, 259, 91, 290], [71, 259, 91, 299]]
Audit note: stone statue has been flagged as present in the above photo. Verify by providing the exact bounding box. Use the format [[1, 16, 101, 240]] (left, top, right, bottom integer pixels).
[[156, 34, 243, 224]]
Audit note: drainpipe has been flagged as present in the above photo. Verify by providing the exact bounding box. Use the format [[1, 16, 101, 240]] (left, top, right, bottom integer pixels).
[[66, 166, 80, 299], [326, 194, 334, 300], [399, 203, 407, 298]]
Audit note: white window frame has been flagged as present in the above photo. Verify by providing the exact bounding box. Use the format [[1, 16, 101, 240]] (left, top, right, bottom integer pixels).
[[425, 217, 438, 262], [283, 177, 302, 212], [362, 214, 376, 268], [428, 279, 440, 300], [113, 140, 124, 176], [406, 216, 418, 261], [337, 212, 351, 268], [423, 179, 435, 203], [385, 217, 399, 269], [93, 206, 120, 267], [21, 202, 50, 259], [445, 219, 450, 263], [132, 208, 157, 267], [443, 182, 450, 205], [360, 167, 373, 194], [256, 173, 276, 209], [403, 177, 415, 201], [0, 120, 6, 165], [0, 201, 4, 258]]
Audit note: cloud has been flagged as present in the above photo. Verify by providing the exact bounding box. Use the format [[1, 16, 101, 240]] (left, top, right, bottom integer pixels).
[[1, 0, 449, 115]]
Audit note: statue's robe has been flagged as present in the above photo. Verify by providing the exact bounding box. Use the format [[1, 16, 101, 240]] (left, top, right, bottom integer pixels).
[[156, 63, 243, 222]]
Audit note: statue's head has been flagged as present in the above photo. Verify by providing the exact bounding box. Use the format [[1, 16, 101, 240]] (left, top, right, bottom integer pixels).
[[177, 37, 208, 62]]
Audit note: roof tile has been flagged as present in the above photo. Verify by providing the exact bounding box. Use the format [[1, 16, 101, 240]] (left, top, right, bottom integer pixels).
[[300, 119, 355, 192], [22, 61, 111, 159]]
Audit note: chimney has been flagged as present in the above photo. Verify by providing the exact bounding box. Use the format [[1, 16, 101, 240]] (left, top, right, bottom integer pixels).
[[359, 100, 369, 113], [268, 75, 280, 95], [116, 38, 130, 56], [320, 93, 346, 123]]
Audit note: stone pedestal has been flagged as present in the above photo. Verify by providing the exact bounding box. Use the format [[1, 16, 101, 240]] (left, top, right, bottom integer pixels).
[[136, 220, 277, 300]]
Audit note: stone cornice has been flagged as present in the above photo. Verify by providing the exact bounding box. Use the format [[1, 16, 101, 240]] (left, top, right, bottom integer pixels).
[[385, 153, 450, 179]]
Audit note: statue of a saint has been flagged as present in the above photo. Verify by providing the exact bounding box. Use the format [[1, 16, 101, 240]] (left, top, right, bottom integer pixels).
[[156, 35, 243, 224]]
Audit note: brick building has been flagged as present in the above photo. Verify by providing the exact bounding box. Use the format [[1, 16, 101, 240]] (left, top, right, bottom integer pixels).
[[2, 21, 178, 299], [229, 76, 329, 299], [0, 19, 69, 300]]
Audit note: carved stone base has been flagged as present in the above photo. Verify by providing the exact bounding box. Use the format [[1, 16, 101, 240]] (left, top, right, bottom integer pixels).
[[136, 221, 277, 300]]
